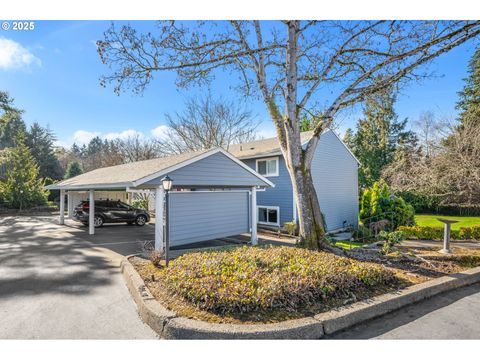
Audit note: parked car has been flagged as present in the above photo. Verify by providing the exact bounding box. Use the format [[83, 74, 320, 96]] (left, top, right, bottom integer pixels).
[[73, 199, 150, 228]]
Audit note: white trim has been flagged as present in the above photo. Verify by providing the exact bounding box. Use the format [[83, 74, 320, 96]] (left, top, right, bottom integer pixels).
[[46, 182, 132, 191], [251, 187, 258, 245], [255, 156, 279, 177], [133, 147, 275, 188], [257, 205, 280, 227], [170, 189, 250, 194]]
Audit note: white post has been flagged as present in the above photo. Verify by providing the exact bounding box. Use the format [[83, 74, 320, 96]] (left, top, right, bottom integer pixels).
[[251, 186, 258, 245], [59, 189, 65, 225], [67, 192, 72, 219], [89, 189, 95, 235], [155, 186, 164, 251]]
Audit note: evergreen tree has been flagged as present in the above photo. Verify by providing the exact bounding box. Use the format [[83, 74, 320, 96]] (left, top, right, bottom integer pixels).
[[0, 91, 26, 149], [0, 140, 49, 209], [64, 161, 83, 179], [345, 88, 417, 188], [456, 47, 480, 125], [25, 122, 63, 180]]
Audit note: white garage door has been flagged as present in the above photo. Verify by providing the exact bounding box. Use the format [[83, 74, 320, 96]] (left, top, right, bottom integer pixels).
[[169, 191, 250, 247]]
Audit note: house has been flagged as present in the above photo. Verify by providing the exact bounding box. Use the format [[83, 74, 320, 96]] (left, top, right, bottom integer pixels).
[[47, 148, 273, 249], [228, 129, 360, 232]]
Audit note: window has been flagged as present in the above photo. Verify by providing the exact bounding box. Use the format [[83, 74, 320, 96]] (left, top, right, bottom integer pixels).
[[256, 157, 279, 177], [257, 206, 280, 226]]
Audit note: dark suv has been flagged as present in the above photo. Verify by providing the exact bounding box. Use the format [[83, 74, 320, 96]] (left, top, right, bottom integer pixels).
[[73, 199, 150, 228]]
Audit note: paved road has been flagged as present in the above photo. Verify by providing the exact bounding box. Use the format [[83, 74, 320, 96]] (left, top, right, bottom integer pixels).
[[0, 216, 157, 339], [329, 283, 480, 339]]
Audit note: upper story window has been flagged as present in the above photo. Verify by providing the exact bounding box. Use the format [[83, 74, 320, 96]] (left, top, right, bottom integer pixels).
[[256, 157, 279, 177]]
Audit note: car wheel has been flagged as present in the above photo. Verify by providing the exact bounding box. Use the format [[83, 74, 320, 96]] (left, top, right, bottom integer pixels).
[[93, 216, 104, 228], [135, 215, 147, 226]]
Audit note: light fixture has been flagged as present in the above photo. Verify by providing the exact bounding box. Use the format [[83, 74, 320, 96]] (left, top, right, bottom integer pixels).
[[161, 175, 173, 192]]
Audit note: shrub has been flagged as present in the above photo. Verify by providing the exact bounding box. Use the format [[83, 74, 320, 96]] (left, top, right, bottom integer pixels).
[[132, 198, 149, 210], [397, 226, 464, 240], [352, 225, 373, 242], [360, 180, 415, 229], [148, 250, 163, 268], [459, 226, 480, 240], [378, 230, 405, 255], [283, 221, 298, 236], [159, 246, 396, 316]]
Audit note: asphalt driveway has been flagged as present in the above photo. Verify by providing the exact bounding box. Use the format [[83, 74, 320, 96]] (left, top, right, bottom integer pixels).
[[0, 215, 157, 339]]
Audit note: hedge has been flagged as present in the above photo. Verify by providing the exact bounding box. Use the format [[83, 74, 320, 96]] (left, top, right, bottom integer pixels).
[[397, 225, 480, 240]]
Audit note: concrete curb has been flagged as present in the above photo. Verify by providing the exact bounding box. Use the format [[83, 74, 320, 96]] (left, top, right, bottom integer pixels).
[[121, 256, 480, 339]]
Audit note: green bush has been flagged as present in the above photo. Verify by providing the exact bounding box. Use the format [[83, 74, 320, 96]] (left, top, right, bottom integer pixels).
[[159, 246, 396, 315], [132, 198, 149, 210], [378, 230, 405, 255], [283, 221, 298, 236], [360, 180, 415, 229], [459, 226, 480, 240], [397, 226, 462, 240]]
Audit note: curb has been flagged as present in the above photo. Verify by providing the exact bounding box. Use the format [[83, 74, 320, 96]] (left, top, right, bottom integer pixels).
[[121, 257, 480, 339]]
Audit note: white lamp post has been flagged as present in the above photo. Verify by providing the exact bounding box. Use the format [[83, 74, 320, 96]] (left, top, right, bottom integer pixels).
[[161, 175, 173, 266]]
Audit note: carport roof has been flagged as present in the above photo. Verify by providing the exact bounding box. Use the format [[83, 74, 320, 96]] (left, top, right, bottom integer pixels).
[[46, 147, 274, 191]]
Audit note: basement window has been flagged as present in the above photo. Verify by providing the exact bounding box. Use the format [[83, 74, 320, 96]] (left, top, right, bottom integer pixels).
[[258, 206, 280, 226]]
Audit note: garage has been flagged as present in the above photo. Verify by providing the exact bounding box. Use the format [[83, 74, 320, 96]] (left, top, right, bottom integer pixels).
[[46, 147, 273, 254]]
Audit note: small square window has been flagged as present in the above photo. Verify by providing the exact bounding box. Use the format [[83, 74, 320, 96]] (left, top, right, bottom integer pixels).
[[256, 157, 278, 177], [257, 206, 279, 226]]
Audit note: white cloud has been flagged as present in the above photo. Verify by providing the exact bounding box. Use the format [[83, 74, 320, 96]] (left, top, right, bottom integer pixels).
[[0, 38, 41, 70], [73, 130, 100, 145], [103, 129, 143, 141], [151, 125, 171, 140]]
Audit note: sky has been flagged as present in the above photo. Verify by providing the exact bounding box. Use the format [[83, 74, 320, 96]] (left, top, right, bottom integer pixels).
[[0, 20, 478, 147]]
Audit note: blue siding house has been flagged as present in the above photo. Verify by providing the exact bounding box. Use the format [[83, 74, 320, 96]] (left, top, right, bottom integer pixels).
[[228, 130, 360, 232]]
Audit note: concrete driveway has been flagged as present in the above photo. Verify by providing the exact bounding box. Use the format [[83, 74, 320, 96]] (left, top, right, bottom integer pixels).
[[0, 215, 157, 339]]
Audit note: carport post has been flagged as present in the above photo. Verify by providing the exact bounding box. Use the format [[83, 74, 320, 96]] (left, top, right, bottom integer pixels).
[[251, 187, 258, 245], [67, 191, 72, 218], [154, 186, 164, 251], [59, 189, 65, 225], [89, 189, 95, 235]]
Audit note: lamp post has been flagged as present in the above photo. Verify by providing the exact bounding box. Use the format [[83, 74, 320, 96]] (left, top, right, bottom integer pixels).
[[161, 175, 173, 267]]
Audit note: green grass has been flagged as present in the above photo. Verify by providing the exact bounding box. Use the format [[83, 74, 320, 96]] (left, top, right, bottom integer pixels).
[[415, 214, 480, 230], [334, 240, 366, 250]]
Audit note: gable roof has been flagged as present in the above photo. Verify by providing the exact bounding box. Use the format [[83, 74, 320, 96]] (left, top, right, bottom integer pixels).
[[228, 131, 314, 159], [47, 148, 274, 190], [228, 129, 360, 164]]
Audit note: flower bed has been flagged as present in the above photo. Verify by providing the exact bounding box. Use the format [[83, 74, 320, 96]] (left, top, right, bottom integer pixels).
[[133, 246, 401, 323]]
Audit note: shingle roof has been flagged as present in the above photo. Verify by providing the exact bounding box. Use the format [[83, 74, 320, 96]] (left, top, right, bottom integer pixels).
[[48, 148, 212, 190], [228, 131, 314, 159]]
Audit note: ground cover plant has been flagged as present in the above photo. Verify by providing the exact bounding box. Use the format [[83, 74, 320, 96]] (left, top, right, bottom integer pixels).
[[133, 246, 400, 323]]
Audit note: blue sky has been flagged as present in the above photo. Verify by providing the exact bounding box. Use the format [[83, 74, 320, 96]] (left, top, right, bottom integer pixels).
[[0, 20, 477, 147]]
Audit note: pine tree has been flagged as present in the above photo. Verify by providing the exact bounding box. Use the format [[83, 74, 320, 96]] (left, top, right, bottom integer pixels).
[[25, 122, 63, 180], [64, 161, 83, 179], [345, 87, 417, 188], [457, 47, 480, 125], [0, 140, 48, 209]]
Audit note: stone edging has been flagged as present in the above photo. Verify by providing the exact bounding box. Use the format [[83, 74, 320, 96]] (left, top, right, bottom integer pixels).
[[120, 256, 480, 339]]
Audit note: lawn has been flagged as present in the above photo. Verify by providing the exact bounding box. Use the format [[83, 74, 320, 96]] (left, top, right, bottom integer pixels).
[[334, 240, 366, 250], [415, 214, 480, 230]]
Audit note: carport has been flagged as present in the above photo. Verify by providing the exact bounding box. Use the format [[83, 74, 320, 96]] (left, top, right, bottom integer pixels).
[[46, 148, 273, 252]]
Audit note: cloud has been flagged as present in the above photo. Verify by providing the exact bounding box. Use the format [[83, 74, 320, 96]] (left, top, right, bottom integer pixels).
[[103, 129, 143, 141], [0, 38, 41, 70], [73, 130, 100, 145], [151, 125, 171, 140]]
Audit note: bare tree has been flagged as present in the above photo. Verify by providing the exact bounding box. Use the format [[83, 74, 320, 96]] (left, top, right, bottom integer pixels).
[[97, 20, 480, 250], [413, 111, 445, 158], [155, 95, 258, 155], [114, 133, 160, 162]]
